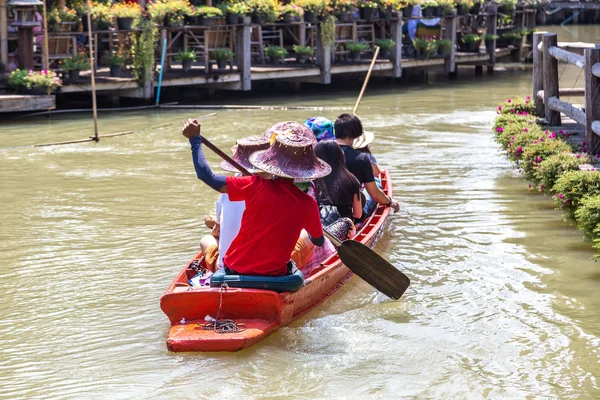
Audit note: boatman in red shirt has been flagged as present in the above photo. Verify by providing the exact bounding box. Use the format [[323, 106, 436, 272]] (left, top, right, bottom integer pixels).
[[182, 119, 331, 276]]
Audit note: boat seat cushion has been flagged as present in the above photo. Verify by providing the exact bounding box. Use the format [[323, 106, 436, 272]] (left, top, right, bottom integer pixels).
[[210, 268, 305, 292]]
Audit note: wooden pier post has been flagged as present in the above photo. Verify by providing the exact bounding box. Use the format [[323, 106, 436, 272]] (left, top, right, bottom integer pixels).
[[316, 26, 331, 84], [485, 5, 497, 73], [236, 17, 252, 91], [543, 33, 560, 126], [0, 0, 7, 67], [513, 10, 525, 63], [532, 32, 546, 118], [585, 48, 600, 154], [444, 13, 457, 75], [390, 12, 402, 78]]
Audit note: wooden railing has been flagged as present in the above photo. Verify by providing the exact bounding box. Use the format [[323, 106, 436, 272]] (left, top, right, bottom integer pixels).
[[532, 32, 600, 152]]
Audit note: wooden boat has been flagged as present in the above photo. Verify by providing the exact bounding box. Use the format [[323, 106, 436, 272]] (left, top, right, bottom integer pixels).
[[160, 170, 393, 352]]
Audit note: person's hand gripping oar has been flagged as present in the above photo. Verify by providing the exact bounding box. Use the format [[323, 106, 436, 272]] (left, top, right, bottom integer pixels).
[[187, 120, 410, 300]]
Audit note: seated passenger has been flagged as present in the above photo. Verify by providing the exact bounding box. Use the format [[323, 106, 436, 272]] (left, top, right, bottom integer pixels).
[[304, 116, 335, 142], [352, 131, 381, 178], [334, 113, 400, 215], [183, 119, 330, 276], [313, 140, 363, 224]]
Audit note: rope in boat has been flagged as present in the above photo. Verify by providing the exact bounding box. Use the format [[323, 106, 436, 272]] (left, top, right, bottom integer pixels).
[[200, 283, 247, 334]]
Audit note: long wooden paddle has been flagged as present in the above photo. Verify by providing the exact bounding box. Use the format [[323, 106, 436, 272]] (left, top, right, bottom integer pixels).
[[197, 130, 410, 300]]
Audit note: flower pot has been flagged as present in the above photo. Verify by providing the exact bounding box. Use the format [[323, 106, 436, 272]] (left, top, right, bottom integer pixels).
[[67, 69, 80, 83], [422, 7, 434, 18], [303, 11, 317, 23], [117, 17, 133, 30], [28, 87, 48, 95], [415, 48, 426, 59], [226, 13, 240, 25], [110, 66, 121, 77], [497, 5, 510, 13], [470, 3, 481, 14], [296, 54, 308, 64], [216, 59, 228, 69], [360, 7, 377, 20], [457, 4, 469, 15], [381, 8, 393, 20], [283, 14, 293, 23], [270, 56, 282, 65], [195, 16, 214, 26], [433, 6, 443, 17], [402, 5, 413, 18], [378, 48, 391, 59], [182, 59, 193, 72], [61, 22, 77, 32], [251, 13, 264, 24], [82, 18, 98, 32], [337, 11, 351, 22], [350, 51, 361, 62]]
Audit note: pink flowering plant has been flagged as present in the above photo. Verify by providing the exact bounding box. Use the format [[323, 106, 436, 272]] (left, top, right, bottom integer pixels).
[[552, 170, 600, 221], [534, 152, 591, 192], [574, 195, 600, 252], [519, 135, 572, 181], [497, 96, 535, 115], [24, 70, 62, 90]]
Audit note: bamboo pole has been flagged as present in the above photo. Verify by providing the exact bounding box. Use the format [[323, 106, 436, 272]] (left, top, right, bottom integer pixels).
[[41, 0, 49, 74], [85, 0, 99, 142], [353, 46, 380, 115]]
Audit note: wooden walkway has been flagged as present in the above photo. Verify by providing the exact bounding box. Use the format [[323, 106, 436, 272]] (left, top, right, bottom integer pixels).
[[0, 95, 55, 113]]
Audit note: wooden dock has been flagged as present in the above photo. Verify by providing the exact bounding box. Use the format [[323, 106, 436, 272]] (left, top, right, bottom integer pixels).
[[0, 95, 55, 113]]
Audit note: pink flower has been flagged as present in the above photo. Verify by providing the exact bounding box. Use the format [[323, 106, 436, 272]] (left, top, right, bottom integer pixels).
[[583, 141, 587, 146], [510, 110, 515, 114], [507, 99, 512, 103], [526, 95, 531, 100], [528, 184, 532, 189], [524, 128, 528, 132], [496, 127, 504, 133], [537, 157, 542, 162], [559, 193, 564, 199], [498, 106, 502, 111], [577, 154, 581, 158], [525, 100, 529, 104]]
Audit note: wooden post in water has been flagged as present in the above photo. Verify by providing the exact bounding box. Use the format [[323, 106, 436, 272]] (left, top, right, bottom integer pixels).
[[485, 5, 498, 73], [532, 32, 546, 118], [85, 0, 99, 141], [0, 0, 7, 66], [317, 25, 331, 84], [444, 13, 457, 76], [542, 33, 560, 126], [585, 48, 600, 154], [41, 0, 49, 72], [513, 10, 525, 62], [235, 17, 251, 91], [390, 12, 402, 78]]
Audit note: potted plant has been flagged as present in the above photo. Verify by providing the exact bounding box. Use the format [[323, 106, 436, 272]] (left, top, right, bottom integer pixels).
[[246, 0, 278, 24], [346, 42, 370, 61], [148, 0, 193, 27], [402, 0, 414, 18], [293, 44, 313, 63], [497, 0, 517, 14], [193, 6, 223, 25], [294, 0, 328, 23], [470, 0, 483, 14], [265, 45, 288, 65], [436, 38, 453, 57], [24, 70, 63, 95], [62, 53, 90, 83], [460, 33, 482, 52], [107, 54, 125, 77], [413, 37, 435, 59], [175, 49, 196, 72], [421, 0, 440, 17], [211, 48, 233, 70], [484, 33, 499, 53], [7, 69, 28, 93], [378, 0, 400, 20], [455, 0, 472, 15], [46, 8, 62, 32], [111, 2, 142, 30], [89, 1, 113, 30], [374, 38, 395, 59], [332, 0, 356, 21], [502, 29, 526, 47], [278, 4, 304, 23], [59, 7, 79, 32], [219, 2, 250, 24], [358, 0, 379, 20]]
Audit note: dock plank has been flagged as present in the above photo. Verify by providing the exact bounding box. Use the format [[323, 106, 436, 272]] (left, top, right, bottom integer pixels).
[[0, 95, 55, 113]]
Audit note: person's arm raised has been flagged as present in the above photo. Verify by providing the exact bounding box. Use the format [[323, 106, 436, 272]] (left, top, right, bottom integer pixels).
[[182, 119, 227, 193]]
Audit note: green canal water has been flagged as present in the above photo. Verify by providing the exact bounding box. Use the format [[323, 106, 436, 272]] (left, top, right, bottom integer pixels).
[[1, 26, 600, 399]]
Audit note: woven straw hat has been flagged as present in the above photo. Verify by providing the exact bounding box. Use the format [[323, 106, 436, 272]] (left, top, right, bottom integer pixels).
[[264, 121, 317, 147], [220, 136, 270, 173], [249, 134, 332, 180], [352, 130, 375, 149]]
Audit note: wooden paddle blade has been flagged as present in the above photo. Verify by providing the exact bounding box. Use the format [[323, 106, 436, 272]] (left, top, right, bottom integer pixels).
[[337, 240, 410, 300]]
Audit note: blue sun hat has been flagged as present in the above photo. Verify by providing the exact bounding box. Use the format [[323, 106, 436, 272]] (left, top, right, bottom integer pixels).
[[303, 117, 335, 142]]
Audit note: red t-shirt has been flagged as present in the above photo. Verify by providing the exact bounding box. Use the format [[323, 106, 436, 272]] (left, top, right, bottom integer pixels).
[[223, 176, 323, 276]]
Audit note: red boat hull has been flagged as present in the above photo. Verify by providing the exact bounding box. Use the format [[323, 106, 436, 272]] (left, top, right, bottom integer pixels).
[[160, 170, 393, 352]]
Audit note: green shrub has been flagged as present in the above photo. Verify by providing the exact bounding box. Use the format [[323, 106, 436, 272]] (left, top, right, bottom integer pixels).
[[62, 54, 90, 71], [293, 45, 314, 56], [346, 42, 370, 52], [210, 48, 233, 60], [265, 45, 288, 58], [194, 6, 223, 17], [574, 194, 600, 242], [484, 34, 499, 41], [375, 38, 395, 49], [174, 50, 196, 62], [497, 96, 535, 116], [7, 69, 29, 90], [520, 136, 572, 182], [461, 33, 481, 43], [494, 121, 541, 149], [552, 170, 600, 220], [107, 54, 125, 67], [535, 152, 590, 193]]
